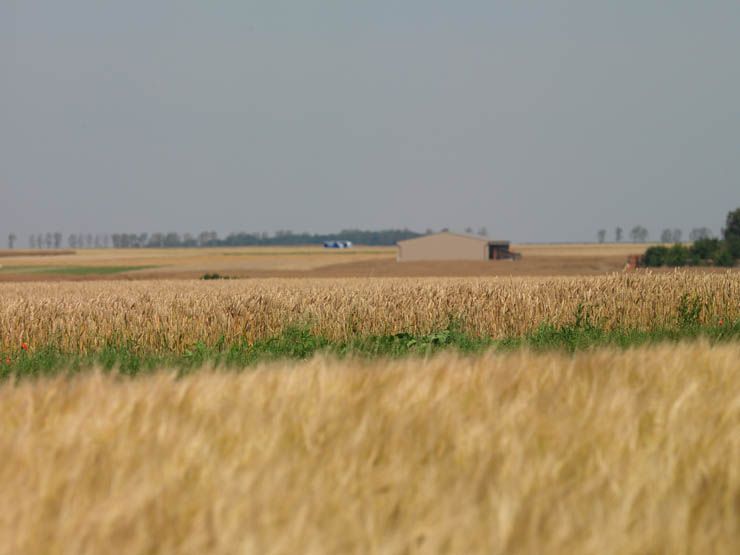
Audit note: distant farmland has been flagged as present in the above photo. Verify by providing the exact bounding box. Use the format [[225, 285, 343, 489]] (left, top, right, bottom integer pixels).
[[0, 243, 688, 280]]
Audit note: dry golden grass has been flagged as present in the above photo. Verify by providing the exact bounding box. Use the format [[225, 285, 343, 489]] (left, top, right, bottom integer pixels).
[[0, 343, 738, 554], [0, 246, 394, 273], [1, 272, 739, 353]]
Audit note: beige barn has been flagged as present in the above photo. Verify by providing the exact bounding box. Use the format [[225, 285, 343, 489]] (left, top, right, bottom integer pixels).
[[397, 232, 515, 262]]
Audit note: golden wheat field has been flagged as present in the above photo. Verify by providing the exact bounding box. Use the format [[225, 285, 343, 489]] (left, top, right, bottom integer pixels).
[[1, 343, 738, 555], [1, 272, 739, 353]]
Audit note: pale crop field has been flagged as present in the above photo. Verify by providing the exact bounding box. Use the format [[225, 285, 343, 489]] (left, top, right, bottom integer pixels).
[[0, 245, 395, 275], [0, 342, 738, 554], [1, 272, 739, 353]]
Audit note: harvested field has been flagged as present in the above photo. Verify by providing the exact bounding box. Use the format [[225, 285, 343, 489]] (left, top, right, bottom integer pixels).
[[2, 272, 738, 353], [292, 255, 627, 278], [0, 246, 393, 269], [0, 243, 666, 280], [1, 343, 738, 554], [512, 243, 665, 257], [0, 246, 393, 280]]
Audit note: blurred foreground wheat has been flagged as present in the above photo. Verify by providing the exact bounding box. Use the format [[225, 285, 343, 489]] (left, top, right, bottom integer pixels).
[[2, 272, 739, 353], [0, 342, 738, 554]]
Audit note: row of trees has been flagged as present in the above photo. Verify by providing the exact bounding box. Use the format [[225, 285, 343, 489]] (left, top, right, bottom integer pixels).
[[596, 226, 715, 244], [11, 229, 423, 249], [642, 209, 740, 267], [28, 232, 66, 249], [24, 233, 110, 249], [596, 227, 647, 243]]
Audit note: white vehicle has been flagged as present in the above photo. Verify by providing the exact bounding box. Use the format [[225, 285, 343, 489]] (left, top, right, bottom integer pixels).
[[323, 241, 353, 249]]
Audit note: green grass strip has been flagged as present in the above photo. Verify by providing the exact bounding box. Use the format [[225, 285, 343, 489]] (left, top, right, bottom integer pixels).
[[0, 265, 157, 275], [2, 319, 740, 381]]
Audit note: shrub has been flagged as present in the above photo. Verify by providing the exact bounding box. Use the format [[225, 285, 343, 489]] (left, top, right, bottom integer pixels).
[[201, 273, 233, 280], [715, 247, 735, 268], [642, 246, 669, 267], [691, 238, 722, 261], [664, 244, 690, 266], [643, 236, 736, 268]]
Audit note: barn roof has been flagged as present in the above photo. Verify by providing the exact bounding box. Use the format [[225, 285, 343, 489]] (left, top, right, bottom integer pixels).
[[397, 231, 509, 246]]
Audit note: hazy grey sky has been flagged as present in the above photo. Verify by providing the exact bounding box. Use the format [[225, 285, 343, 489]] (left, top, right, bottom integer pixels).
[[2, 1, 739, 244]]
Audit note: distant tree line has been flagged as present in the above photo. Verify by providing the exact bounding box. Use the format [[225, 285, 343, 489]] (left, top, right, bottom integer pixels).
[[642, 208, 740, 267], [27, 232, 65, 249], [17, 229, 423, 249], [595, 226, 716, 244], [216, 229, 422, 247], [595, 226, 650, 243]]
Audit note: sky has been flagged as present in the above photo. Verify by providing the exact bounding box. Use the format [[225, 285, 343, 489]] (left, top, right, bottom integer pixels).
[[2, 1, 739, 244]]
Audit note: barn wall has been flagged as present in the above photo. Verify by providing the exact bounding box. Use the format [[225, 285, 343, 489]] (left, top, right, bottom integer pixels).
[[397, 234, 487, 261]]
